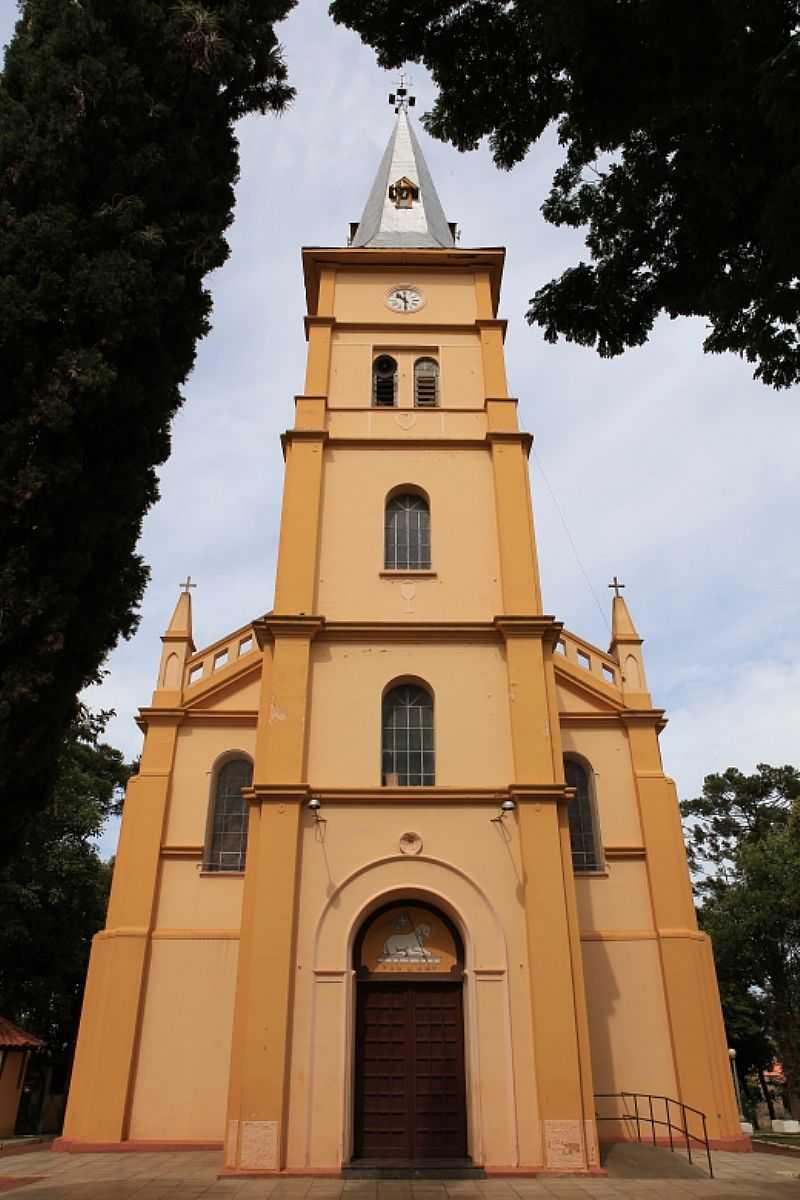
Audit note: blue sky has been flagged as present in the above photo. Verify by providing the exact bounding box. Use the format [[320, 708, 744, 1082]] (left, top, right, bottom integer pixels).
[[3, 2, 798, 859]]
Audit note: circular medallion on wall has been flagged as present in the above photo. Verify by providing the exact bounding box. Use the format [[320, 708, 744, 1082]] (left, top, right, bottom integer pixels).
[[399, 831, 423, 855]]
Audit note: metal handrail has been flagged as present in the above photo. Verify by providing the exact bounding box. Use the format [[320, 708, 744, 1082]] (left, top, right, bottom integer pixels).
[[594, 1091, 713, 1178]]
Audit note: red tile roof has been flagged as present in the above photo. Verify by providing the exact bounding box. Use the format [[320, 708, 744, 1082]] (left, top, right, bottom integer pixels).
[[0, 1015, 44, 1049]]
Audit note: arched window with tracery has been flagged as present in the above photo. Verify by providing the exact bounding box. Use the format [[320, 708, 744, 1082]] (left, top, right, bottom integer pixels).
[[384, 492, 431, 569], [414, 357, 439, 407], [382, 684, 435, 786], [372, 355, 398, 407], [206, 757, 253, 872], [564, 757, 600, 871]]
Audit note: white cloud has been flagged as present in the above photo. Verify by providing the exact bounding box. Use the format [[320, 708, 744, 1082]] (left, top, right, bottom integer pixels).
[[662, 647, 800, 801]]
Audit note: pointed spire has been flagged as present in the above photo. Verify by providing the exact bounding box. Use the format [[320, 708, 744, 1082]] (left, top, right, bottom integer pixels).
[[165, 589, 193, 640], [352, 107, 455, 249], [610, 594, 641, 646], [607, 583, 650, 705], [153, 580, 196, 704]]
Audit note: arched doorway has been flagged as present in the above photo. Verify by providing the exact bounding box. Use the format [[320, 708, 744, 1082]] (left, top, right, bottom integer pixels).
[[352, 901, 468, 1163]]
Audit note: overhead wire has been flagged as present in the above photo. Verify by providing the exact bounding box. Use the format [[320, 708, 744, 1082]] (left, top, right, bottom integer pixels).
[[530, 445, 612, 637]]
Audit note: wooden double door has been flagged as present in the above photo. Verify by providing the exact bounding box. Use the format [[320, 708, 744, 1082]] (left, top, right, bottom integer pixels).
[[354, 982, 468, 1162]]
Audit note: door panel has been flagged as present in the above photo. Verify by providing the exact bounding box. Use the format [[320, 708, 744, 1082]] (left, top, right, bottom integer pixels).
[[354, 982, 467, 1161]]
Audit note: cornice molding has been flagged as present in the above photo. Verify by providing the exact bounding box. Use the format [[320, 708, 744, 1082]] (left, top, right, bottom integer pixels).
[[486, 431, 533, 454], [321, 620, 500, 644], [494, 615, 563, 644], [253, 615, 325, 646]]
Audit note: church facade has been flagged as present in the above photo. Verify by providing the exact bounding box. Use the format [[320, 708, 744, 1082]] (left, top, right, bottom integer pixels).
[[59, 102, 745, 1174]]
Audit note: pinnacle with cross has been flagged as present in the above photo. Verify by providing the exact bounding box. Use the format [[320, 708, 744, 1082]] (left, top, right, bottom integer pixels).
[[179, 576, 197, 594], [608, 575, 625, 598]]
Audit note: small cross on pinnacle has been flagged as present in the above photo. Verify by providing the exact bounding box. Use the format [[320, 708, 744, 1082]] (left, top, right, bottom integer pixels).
[[179, 575, 197, 594], [388, 71, 416, 113], [608, 575, 625, 599]]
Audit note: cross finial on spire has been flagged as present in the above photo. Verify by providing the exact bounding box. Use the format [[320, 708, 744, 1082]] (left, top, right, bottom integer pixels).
[[179, 575, 197, 594], [608, 575, 625, 598], [388, 70, 416, 114]]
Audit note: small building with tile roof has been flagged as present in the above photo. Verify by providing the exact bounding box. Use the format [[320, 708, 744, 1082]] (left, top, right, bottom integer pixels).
[[0, 1017, 43, 1137]]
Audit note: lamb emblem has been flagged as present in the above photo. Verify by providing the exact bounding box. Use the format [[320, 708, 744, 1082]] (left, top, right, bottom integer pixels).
[[378, 911, 440, 963]]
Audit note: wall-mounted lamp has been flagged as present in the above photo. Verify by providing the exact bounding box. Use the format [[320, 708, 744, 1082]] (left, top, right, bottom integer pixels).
[[491, 797, 516, 823], [308, 795, 324, 822]]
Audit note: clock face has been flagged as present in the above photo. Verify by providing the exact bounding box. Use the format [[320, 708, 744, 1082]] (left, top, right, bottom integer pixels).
[[387, 286, 424, 314]]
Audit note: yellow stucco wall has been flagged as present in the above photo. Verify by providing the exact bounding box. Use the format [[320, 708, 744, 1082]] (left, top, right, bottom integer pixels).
[[316, 446, 502, 621], [306, 639, 513, 787], [581, 939, 678, 1098], [128, 938, 239, 1140], [328, 328, 484, 409], [162, 724, 257, 849], [286, 804, 540, 1169], [330, 269, 478, 326]]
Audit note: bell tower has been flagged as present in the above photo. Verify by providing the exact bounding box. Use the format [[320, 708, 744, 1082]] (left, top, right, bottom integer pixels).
[[221, 85, 599, 1175]]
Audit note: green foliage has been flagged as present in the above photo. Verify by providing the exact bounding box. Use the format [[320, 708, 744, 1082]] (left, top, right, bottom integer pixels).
[[0, 0, 295, 862], [0, 707, 132, 1088], [681, 765, 800, 1111], [330, 0, 800, 387]]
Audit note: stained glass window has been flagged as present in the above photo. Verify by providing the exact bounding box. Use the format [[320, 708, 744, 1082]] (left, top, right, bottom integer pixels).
[[564, 758, 599, 871], [206, 758, 252, 872], [385, 494, 431, 569], [382, 685, 435, 786]]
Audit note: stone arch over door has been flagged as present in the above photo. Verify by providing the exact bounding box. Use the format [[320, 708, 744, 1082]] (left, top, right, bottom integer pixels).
[[284, 855, 540, 1170]]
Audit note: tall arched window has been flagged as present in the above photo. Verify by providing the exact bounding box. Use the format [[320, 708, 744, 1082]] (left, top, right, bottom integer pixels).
[[382, 685, 435, 786], [384, 493, 431, 569], [373, 355, 397, 407], [564, 757, 600, 871], [414, 357, 439, 407], [206, 757, 253, 872]]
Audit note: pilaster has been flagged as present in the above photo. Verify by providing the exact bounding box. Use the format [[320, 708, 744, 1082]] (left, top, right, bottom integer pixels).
[[62, 714, 181, 1142], [624, 713, 743, 1143], [224, 618, 322, 1173], [498, 619, 598, 1171]]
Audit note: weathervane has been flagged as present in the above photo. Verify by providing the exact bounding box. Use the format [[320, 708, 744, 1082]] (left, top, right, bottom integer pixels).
[[608, 575, 625, 598], [388, 71, 416, 113]]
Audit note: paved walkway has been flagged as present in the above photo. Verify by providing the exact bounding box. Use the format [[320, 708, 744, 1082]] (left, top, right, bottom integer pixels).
[[0, 1149, 798, 1199]]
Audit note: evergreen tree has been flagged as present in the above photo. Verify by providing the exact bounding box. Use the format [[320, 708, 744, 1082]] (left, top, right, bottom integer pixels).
[[0, 0, 295, 862], [0, 706, 131, 1126], [682, 765, 800, 1115], [330, 0, 800, 387]]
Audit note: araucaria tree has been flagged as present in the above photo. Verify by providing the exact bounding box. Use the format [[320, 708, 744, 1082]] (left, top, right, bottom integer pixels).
[[681, 765, 800, 1115], [330, 0, 800, 387], [0, 0, 295, 860]]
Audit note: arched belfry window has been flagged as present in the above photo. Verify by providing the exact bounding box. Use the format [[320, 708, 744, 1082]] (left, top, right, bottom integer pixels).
[[382, 684, 435, 786], [206, 757, 253, 872], [564, 757, 600, 871], [373, 355, 397, 407], [384, 492, 431, 570], [414, 357, 439, 407]]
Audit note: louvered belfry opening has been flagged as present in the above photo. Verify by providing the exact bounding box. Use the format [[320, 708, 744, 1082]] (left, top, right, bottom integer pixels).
[[414, 357, 439, 407], [373, 355, 398, 406]]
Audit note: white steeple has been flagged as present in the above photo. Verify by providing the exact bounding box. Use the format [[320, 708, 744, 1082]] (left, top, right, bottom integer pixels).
[[351, 85, 455, 250]]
